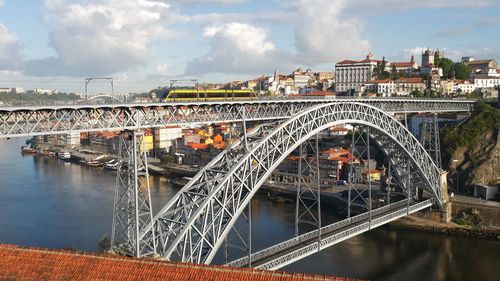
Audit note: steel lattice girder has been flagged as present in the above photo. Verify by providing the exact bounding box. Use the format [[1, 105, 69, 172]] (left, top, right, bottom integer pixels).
[[142, 102, 442, 264], [0, 99, 474, 138], [111, 131, 156, 258]]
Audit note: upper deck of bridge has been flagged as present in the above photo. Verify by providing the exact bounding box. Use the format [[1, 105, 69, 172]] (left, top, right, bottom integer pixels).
[[0, 96, 475, 112]]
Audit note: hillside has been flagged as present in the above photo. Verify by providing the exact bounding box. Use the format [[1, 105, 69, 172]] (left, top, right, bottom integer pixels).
[[441, 103, 500, 191]]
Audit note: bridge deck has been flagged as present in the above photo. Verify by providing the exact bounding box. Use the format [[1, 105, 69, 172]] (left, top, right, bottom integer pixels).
[[227, 199, 433, 270], [0, 98, 474, 138]]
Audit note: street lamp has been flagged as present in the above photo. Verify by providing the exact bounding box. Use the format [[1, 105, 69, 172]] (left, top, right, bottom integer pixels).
[[452, 159, 459, 194]]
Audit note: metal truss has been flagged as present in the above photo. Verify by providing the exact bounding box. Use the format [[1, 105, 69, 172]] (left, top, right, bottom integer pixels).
[[0, 98, 474, 138], [347, 126, 373, 218], [111, 131, 156, 258], [295, 135, 321, 236], [420, 113, 442, 169], [140, 102, 443, 264], [226, 199, 432, 270]]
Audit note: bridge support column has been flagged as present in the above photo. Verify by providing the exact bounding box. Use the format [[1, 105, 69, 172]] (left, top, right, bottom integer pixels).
[[295, 134, 321, 236], [111, 130, 156, 258], [347, 126, 371, 218], [421, 113, 442, 169], [439, 170, 452, 223]]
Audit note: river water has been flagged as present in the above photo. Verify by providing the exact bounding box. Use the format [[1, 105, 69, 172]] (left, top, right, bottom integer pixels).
[[0, 138, 498, 281]]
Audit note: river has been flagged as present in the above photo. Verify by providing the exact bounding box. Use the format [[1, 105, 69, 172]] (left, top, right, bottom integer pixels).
[[0, 138, 498, 281]]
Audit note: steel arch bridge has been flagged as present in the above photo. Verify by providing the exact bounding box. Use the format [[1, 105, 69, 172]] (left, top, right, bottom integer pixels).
[[139, 101, 444, 265]]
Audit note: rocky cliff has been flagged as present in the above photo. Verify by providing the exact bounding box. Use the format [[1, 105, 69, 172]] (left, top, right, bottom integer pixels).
[[442, 103, 500, 191]]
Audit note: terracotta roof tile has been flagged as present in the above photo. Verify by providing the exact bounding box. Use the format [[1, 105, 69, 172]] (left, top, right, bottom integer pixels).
[[0, 244, 366, 281]]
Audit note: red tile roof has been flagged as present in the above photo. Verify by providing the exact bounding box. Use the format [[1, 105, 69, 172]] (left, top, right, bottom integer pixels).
[[397, 77, 423, 83], [391, 62, 416, 67], [0, 244, 364, 281], [367, 79, 392, 84]]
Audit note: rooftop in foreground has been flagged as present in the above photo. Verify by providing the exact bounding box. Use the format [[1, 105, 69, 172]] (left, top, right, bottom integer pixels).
[[0, 244, 365, 281]]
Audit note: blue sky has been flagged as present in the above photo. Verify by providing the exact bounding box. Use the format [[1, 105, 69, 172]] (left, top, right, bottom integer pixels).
[[0, 0, 499, 93]]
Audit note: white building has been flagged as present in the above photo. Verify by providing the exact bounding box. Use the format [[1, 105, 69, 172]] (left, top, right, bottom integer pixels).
[[474, 78, 500, 89], [35, 88, 58, 95], [11, 87, 25, 94], [335, 53, 379, 94], [293, 72, 310, 88], [154, 126, 183, 152], [365, 79, 394, 97], [454, 80, 476, 94], [0, 86, 10, 93], [63, 132, 81, 146]]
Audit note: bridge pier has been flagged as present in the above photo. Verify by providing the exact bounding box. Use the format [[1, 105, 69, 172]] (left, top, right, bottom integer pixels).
[[111, 130, 156, 258], [439, 170, 452, 223]]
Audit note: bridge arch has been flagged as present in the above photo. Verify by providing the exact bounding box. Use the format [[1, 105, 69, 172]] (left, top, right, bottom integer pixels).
[[146, 102, 442, 264]]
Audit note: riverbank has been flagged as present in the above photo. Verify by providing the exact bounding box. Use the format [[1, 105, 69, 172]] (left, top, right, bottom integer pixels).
[[386, 214, 500, 240]]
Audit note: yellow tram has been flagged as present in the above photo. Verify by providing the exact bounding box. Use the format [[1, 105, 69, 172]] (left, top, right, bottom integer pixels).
[[164, 89, 257, 102]]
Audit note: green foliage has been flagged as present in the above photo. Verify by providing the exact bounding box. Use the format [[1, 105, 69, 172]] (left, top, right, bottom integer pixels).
[[411, 89, 424, 97], [161, 154, 175, 164], [435, 57, 454, 78], [441, 103, 500, 165], [454, 63, 471, 80], [453, 208, 484, 228], [373, 58, 390, 80]]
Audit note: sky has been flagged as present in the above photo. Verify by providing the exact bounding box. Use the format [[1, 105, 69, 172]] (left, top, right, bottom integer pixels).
[[0, 0, 499, 94]]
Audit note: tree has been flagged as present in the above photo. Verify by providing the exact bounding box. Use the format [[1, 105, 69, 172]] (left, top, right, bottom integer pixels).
[[373, 57, 390, 80], [411, 89, 424, 97], [454, 63, 471, 80], [435, 57, 454, 78]]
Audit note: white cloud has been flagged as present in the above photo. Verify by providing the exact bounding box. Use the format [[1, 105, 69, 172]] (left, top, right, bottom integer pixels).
[[155, 63, 169, 75], [293, 0, 370, 63], [345, 0, 494, 13], [171, 0, 246, 5], [0, 24, 23, 70], [186, 22, 291, 75], [25, 0, 178, 76]]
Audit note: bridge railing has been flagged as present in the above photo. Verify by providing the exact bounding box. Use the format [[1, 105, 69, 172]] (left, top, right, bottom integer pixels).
[[255, 199, 433, 270], [227, 199, 411, 267]]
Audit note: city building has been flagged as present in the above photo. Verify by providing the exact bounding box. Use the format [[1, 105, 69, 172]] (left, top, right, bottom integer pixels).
[[389, 60, 418, 76], [454, 80, 476, 94], [395, 77, 425, 96], [474, 77, 500, 89], [335, 53, 379, 95], [34, 88, 58, 95], [154, 126, 182, 155], [466, 59, 498, 75], [0, 86, 10, 93], [364, 79, 394, 97]]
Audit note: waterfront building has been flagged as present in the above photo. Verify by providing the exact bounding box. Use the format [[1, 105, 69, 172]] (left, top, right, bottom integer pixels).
[[154, 126, 182, 155]]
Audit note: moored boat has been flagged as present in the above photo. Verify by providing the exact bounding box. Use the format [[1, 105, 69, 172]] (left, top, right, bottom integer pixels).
[[58, 151, 71, 161], [85, 160, 102, 167], [104, 159, 119, 170], [21, 146, 37, 154]]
